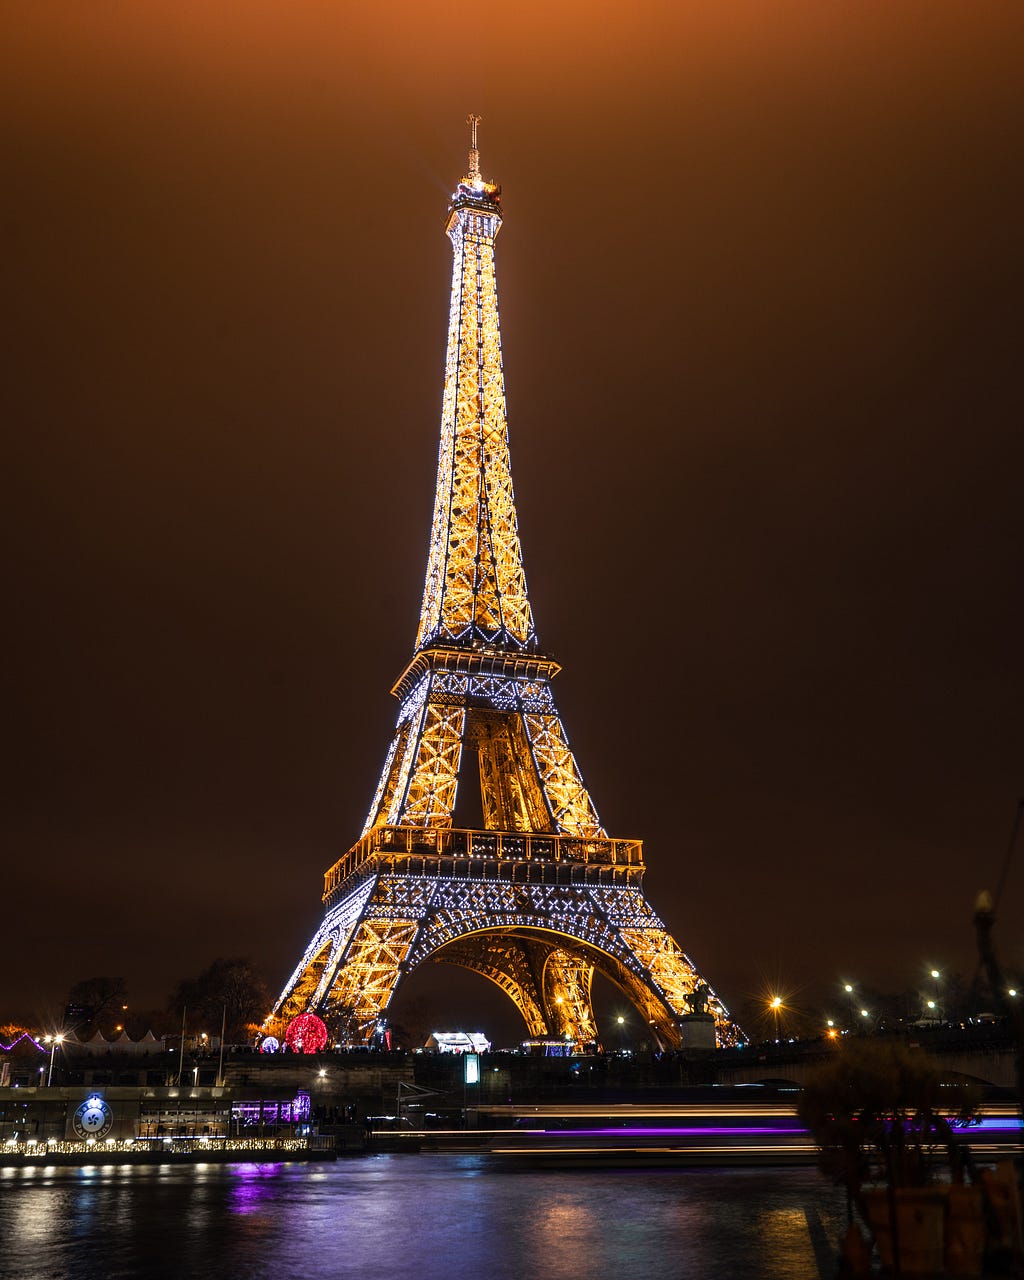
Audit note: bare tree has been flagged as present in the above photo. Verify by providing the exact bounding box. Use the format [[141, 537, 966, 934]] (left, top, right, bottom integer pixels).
[[169, 958, 270, 1043], [64, 976, 128, 1037]]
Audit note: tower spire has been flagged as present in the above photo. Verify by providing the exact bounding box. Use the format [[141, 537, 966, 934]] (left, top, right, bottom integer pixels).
[[466, 112, 481, 183], [416, 117, 528, 654]]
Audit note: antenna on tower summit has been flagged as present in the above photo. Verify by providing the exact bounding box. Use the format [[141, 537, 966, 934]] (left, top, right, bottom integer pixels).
[[466, 113, 481, 182]]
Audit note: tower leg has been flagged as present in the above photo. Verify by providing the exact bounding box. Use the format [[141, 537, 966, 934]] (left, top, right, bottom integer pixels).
[[541, 949, 597, 1046], [319, 919, 419, 1044]]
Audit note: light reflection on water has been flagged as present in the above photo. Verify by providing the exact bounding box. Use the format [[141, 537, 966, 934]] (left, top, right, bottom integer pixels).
[[0, 1156, 845, 1280]]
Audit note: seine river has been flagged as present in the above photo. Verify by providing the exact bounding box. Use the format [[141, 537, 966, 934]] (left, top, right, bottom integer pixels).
[[0, 1155, 847, 1279]]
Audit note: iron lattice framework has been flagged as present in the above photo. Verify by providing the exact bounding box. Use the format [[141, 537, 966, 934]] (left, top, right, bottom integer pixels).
[[267, 123, 737, 1050]]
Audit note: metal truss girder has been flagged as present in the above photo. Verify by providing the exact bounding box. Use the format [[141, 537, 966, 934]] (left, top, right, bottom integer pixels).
[[266, 937, 332, 1037], [264, 878, 378, 1038], [320, 918, 419, 1043], [438, 936, 548, 1038], [363, 674, 430, 836], [364, 649, 602, 841], [618, 926, 736, 1045], [472, 711, 552, 833], [397, 701, 466, 827], [542, 948, 597, 1045], [522, 712, 604, 838], [405, 880, 627, 966], [363, 720, 409, 836], [416, 207, 534, 651]]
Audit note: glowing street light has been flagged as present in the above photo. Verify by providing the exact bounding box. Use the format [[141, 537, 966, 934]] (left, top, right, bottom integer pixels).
[[45, 1033, 65, 1086], [842, 982, 856, 1031], [928, 968, 942, 1018], [768, 995, 784, 1041]]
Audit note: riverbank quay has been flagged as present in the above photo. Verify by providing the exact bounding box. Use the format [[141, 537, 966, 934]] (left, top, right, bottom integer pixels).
[[3, 1027, 1019, 1170], [5, 1020, 1017, 1112]]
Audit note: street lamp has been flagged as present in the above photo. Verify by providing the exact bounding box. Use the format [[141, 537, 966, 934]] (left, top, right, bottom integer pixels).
[[45, 1033, 65, 1086], [928, 968, 942, 1018], [843, 983, 856, 1031], [769, 995, 783, 1041]]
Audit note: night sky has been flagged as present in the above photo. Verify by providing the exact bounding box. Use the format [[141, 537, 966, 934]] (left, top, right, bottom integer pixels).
[[4, 3, 1022, 1038]]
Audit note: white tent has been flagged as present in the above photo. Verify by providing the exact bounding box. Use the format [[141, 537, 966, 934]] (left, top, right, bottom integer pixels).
[[424, 1031, 490, 1054]]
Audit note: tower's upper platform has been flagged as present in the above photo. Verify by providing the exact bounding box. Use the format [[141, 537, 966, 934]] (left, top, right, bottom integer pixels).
[[447, 174, 503, 228]]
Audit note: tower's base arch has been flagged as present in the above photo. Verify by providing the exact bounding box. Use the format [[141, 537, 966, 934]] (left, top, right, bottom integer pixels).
[[265, 861, 738, 1050]]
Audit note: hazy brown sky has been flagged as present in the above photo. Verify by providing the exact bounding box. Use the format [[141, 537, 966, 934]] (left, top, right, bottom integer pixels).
[[4, 2, 1022, 1036]]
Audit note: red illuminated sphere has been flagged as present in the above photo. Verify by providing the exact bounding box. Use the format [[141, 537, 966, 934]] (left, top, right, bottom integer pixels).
[[285, 1012, 328, 1054]]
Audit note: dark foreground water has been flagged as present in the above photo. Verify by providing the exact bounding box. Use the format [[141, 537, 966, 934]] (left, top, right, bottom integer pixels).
[[0, 1155, 847, 1279]]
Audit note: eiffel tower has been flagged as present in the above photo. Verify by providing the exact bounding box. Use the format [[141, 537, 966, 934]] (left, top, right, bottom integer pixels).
[[266, 120, 736, 1050]]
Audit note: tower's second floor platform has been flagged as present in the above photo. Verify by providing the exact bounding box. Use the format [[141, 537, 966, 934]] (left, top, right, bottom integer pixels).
[[323, 825, 645, 906]]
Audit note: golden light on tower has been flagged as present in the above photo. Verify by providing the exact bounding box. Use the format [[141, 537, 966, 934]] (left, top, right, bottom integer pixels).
[[264, 121, 738, 1051]]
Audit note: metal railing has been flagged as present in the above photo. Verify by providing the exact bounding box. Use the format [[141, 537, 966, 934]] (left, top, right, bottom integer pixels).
[[324, 826, 643, 899]]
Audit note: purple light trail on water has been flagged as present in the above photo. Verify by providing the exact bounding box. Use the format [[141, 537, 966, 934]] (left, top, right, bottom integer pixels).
[[542, 1126, 802, 1138]]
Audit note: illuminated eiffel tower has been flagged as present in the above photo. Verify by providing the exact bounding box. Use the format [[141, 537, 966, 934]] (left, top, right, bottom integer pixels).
[[266, 120, 736, 1050]]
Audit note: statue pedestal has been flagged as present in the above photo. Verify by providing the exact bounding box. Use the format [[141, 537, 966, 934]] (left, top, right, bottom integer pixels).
[[679, 1013, 716, 1052]]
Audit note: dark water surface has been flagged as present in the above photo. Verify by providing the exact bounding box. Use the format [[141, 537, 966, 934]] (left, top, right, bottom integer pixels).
[[0, 1155, 847, 1279]]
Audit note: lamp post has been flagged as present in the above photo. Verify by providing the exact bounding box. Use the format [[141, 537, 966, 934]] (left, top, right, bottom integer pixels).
[[929, 969, 941, 1022], [769, 996, 783, 1042], [45, 1033, 65, 1086]]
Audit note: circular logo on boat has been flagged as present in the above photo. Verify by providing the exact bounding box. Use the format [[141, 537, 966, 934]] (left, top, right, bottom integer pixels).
[[73, 1094, 113, 1138]]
